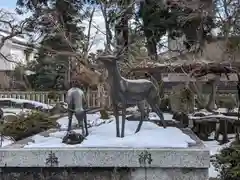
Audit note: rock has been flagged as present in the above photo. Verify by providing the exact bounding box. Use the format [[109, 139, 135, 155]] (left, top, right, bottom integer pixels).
[[62, 131, 85, 145]]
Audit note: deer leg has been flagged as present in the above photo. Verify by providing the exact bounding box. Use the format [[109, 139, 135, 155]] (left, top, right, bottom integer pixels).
[[121, 102, 126, 138], [113, 104, 120, 137], [150, 103, 166, 128], [84, 111, 89, 136], [75, 110, 85, 136], [135, 101, 146, 133], [82, 120, 86, 137], [67, 110, 74, 132]]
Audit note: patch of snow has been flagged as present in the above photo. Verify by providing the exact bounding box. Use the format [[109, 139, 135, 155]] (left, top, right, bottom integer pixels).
[[24, 70, 35, 75], [211, 28, 221, 37], [0, 137, 15, 147], [216, 108, 238, 113], [189, 113, 238, 120], [2, 108, 31, 115], [149, 112, 175, 121], [24, 118, 195, 148], [191, 109, 214, 116], [122, 77, 151, 83], [126, 106, 138, 112], [0, 98, 52, 109]]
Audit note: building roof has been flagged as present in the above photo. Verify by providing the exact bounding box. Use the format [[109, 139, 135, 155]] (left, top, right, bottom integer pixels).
[[131, 62, 240, 74]]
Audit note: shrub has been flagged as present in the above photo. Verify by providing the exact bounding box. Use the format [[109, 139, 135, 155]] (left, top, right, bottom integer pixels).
[[211, 143, 240, 180], [99, 109, 109, 119], [48, 91, 60, 102], [159, 97, 170, 112], [1, 111, 60, 141], [180, 87, 193, 103]]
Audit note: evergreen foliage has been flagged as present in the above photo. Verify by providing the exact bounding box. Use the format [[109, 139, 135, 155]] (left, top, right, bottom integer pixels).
[[1, 111, 59, 141], [212, 143, 240, 180], [138, 0, 214, 57]]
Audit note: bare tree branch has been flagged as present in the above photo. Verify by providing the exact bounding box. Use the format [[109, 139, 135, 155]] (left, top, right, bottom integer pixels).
[[83, 7, 96, 59]]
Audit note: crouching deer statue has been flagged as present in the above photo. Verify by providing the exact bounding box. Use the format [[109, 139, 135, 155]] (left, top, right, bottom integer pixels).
[[66, 81, 89, 137], [97, 55, 167, 138]]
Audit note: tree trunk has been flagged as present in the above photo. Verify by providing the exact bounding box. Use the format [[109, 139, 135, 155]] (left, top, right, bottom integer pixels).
[[100, 3, 112, 52], [190, 81, 206, 109], [83, 7, 95, 60], [206, 76, 220, 111], [115, 0, 131, 56]]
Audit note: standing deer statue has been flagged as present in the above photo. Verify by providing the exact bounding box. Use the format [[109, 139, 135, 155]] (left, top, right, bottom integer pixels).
[[66, 80, 89, 137], [97, 55, 167, 137]]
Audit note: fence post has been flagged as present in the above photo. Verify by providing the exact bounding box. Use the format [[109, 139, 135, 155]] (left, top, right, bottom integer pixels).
[[97, 85, 102, 107]]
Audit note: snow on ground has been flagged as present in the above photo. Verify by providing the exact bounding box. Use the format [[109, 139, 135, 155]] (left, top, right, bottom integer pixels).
[[57, 111, 115, 130], [24, 118, 196, 148], [0, 137, 15, 147], [0, 98, 52, 109], [204, 140, 223, 178]]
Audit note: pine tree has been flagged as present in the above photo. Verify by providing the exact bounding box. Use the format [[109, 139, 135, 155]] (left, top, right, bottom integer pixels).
[[17, 0, 86, 90]]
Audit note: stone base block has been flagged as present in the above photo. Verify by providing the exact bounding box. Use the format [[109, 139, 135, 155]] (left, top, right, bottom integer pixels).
[[0, 129, 210, 180]]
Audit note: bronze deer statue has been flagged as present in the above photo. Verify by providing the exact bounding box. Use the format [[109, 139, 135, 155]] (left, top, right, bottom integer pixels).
[[97, 55, 167, 137], [66, 80, 89, 137]]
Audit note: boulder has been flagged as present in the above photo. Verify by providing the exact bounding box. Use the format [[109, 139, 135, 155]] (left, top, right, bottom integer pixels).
[[62, 131, 86, 145]]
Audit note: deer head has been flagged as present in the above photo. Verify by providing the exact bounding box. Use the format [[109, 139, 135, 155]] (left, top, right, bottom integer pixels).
[[97, 55, 118, 68]]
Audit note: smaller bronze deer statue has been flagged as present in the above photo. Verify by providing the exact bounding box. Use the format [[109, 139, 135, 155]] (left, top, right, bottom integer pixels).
[[97, 55, 167, 138], [66, 81, 89, 137]]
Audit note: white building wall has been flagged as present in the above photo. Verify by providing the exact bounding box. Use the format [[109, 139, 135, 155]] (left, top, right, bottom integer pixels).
[[0, 38, 12, 70], [0, 35, 35, 71]]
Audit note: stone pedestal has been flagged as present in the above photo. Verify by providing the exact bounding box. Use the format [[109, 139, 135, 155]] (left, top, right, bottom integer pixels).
[[0, 129, 210, 180]]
